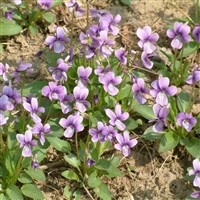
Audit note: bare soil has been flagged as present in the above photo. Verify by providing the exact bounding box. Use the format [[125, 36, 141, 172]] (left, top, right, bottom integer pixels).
[[0, 0, 197, 199]]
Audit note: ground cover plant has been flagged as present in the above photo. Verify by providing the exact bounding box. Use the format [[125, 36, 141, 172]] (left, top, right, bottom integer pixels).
[[1, 0, 200, 199]]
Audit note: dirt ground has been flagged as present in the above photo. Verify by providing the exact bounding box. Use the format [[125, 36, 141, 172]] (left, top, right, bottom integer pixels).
[[0, 0, 197, 199]]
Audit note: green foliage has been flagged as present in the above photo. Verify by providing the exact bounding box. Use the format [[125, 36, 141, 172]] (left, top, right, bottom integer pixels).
[[21, 184, 44, 199]]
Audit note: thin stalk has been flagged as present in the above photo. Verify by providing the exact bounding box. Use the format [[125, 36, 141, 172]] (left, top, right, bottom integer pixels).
[[44, 100, 54, 124], [196, 0, 199, 24], [70, 10, 75, 46], [179, 47, 184, 84], [75, 132, 80, 160]]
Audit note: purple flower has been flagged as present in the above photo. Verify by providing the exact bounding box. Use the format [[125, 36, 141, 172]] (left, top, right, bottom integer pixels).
[[114, 131, 138, 157], [191, 191, 200, 199], [5, 11, 14, 20], [42, 82, 66, 100], [3, 86, 21, 110], [0, 112, 9, 126], [59, 112, 84, 138], [150, 76, 177, 106], [38, 0, 53, 10], [94, 64, 111, 77], [10, 58, 33, 83], [31, 155, 40, 169], [189, 158, 200, 187], [98, 30, 115, 57], [103, 125, 117, 142], [0, 62, 9, 81], [89, 121, 107, 143], [16, 130, 37, 157], [185, 64, 200, 84], [49, 58, 69, 82], [115, 48, 128, 65], [45, 27, 70, 53], [12, 0, 22, 5], [73, 86, 91, 112], [65, 0, 85, 17], [149, 104, 169, 132], [93, 94, 98, 104], [105, 104, 129, 131], [176, 112, 196, 132], [99, 13, 121, 36], [132, 77, 149, 104], [0, 95, 8, 111], [23, 97, 45, 115], [86, 159, 96, 168], [90, 8, 108, 18], [76, 66, 92, 88], [141, 51, 156, 69], [34, 51, 43, 57], [193, 25, 200, 43], [60, 94, 74, 114], [31, 122, 51, 145], [99, 71, 122, 96], [136, 26, 159, 53], [167, 22, 191, 49]]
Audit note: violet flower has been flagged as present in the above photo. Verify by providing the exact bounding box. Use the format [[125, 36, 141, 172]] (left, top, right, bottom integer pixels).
[[150, 76, 177, 106], [45, 27, 70, 53], [176, 112, 196, 132], [59, 112, 84, 138], [105, 104, 129, 131], [3, 86, 21, 110], [31, 122, 51, 145], [189, 158, 200, 188], [86, 158, 96, 168], [103, 125, 117, 142], [16, 130, 37, 157], [73, 86, 91, 112], [136, 26, 159, 53], [167, 22, 191, 49], [10, 58, 33, 83], [94, 64, 111, 77], [141, 51, 156, 69], [190, 191, 200, 199], [42, 82, 66, 101], [31, 155, 40, 169], [90, 8, 108, 18], [132, 77, 149, 104], [193, 25, 200, 43], [76, 66, 92, 88], [0, 95, 8, 111], [149, 104, 169, 133], [99, 71, 122, 96], [65, 0, 85, 17], [114, 131, 138, 157], [38, 0, 53, 10], [60, 94, 74, 114], [99, 13, 121, 36], [23, 97, 45, 115], [5, 11, 14, 20], [49, 58, 69, 82], [0, 62, 9, 81], [89, 121, 107, 143], [115, 48, 128, 65], [185, 64, 200, 84]]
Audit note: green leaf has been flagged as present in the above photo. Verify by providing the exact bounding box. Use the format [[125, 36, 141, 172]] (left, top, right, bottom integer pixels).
[[124, 117, 138, 130], [63, 186, 72, 198], [25, 168, 46, 182], [157, 69, 172, 81], [46, 135, 71, 153], [181, 137, 200, 158], [104, 95, 115, 108], [89, 111, 104, 127], [62, 170, 80, 182], [117, 84, 132, 100], [88, 171, 102, 188], [29, 24, 38, 35], [185, 195, 199, 200], [158, 132, 179, 153], [99, 140, 111, 157], [178, 41, 199, 58], [134, 104, 155, 120], [47, 118, 64, 137], [7, 131, 18, 150], [0, 193, 8, 200], [177, 90, 190, 112], [0, 19, 22, 36], [18, 172, 32, 184], [64, 154, 80, 169], [93, 183, 111, 200], [51, 0, 64, 7], [23, 81, 48, 97], [21, 184, 44, 200], [43, 12, 55, 23], [142, 126, 164, 140], [6, 185, 23, 200], [119, 0, 131, 6], [73, 190, 81, 200]]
